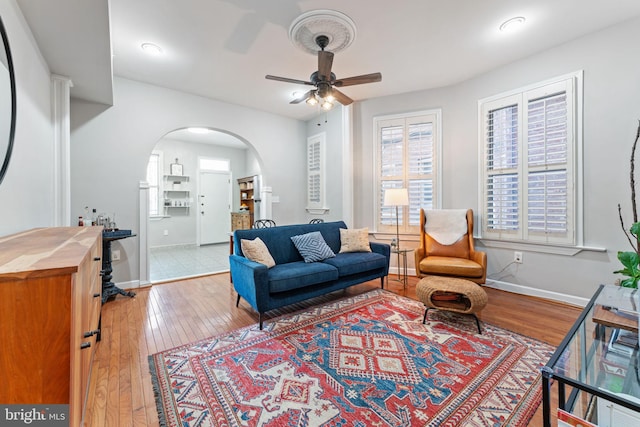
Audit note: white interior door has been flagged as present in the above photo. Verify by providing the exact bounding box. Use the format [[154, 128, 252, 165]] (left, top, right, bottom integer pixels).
[[199, 171, 231, 245]]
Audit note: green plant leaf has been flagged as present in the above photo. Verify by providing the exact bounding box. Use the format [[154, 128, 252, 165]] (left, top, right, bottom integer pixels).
[[618, 251, 640, 271], [630, 222, 640, 238]]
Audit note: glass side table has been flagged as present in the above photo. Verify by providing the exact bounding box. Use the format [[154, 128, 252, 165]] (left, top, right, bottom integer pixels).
[[542, 284, 640, 427], [390, 248, 411, 290]]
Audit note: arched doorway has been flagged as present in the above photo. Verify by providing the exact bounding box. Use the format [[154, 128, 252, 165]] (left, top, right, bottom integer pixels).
[[140, 127, 265, 283]]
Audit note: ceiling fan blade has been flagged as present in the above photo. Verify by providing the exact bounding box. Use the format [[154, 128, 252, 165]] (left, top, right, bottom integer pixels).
[[290, 90, 314, 104], [331, 88, 353, 106], [318, 51, 334, 80], [265, 75, 314, 86], [334, 72, 382, 87]]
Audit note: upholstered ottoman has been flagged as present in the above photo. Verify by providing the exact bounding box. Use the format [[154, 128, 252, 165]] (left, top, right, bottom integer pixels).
[[416, 276, 488, 333]]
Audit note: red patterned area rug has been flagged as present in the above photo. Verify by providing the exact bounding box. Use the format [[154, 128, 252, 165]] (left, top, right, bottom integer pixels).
[[149, 289, 554, 426]]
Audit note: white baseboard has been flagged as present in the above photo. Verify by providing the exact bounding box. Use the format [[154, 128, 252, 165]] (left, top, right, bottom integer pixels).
[[389, 267, 417, 277], [117, 279, 142, 290], [485, 279, 589, 307]]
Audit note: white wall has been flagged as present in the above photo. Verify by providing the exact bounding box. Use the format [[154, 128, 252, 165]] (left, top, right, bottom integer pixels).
[[70, 77, 307, 283], [355, 16, 640, 300], [0, 0, 55, 236]]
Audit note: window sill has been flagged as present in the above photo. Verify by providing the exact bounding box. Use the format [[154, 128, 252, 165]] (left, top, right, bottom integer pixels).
[[476, 237, 606, 256], [149, 215, 170, 221]]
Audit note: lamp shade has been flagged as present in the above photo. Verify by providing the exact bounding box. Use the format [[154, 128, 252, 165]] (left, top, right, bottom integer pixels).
[[383, 188, 409, 206]]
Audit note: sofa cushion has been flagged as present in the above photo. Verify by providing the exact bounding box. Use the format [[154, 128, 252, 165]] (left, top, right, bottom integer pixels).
[[322, 252, 388, 277], [268, 261, 339, 293], [240, 237, 275, 268], [291, 231, 335, 263], [339, 228, 372, 253]]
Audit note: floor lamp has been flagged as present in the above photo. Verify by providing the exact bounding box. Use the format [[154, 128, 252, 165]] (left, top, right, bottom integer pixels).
[[383, 188, 409, 250]]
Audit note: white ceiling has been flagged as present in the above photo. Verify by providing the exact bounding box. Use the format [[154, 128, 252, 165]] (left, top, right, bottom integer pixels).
[[15, 0, 640, 124]]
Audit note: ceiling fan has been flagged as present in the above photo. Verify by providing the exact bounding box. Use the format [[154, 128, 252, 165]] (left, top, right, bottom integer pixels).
[[265, 35, 382, 108]]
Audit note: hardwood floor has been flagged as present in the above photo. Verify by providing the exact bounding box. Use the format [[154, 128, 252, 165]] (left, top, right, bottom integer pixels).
[[84, 274, 582, 426]]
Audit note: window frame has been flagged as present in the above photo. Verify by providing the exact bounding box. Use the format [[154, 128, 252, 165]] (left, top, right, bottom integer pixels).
[[146, 151, 163, 217], [374, 109, 442, 234], [306, 132, 329, 214], [478, 71, 583, 247]]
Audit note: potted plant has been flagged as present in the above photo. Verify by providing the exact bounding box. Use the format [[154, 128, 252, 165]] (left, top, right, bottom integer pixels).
[[616, 121, 640, 288]]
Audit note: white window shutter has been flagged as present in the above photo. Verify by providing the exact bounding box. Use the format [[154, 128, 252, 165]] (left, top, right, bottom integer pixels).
[[306, 133, 328, 214]]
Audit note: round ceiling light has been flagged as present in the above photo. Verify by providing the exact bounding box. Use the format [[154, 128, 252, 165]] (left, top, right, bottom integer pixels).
[[141, 42, 163, 55], [499, 16, 526, 32], [187, 127, 210, 134], [289, 10, 357, 55]]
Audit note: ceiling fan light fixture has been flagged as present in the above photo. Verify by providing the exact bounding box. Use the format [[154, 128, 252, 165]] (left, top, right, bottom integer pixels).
[[306, 94, 319, 106], [321, 100, 333, 110]]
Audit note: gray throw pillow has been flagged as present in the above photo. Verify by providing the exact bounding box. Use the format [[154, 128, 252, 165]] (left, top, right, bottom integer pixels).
[[291, 231, 335, 263]]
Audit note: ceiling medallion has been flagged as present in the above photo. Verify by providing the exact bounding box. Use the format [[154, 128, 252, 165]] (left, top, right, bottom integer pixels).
[[288, 10, 357, 55]]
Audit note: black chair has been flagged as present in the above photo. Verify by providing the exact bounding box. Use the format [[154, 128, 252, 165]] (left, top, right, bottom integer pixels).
[[253, 219, 276, 228], [309, 218, 324, 224]]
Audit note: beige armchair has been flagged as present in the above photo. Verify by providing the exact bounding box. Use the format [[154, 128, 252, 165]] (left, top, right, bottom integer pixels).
[[414, 208, 486, 284]]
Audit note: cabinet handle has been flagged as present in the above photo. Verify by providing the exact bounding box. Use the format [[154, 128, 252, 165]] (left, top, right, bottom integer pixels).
[[94, 256, 101, 261], [80, 342, 91, 349], [93, 293, 101, 298], [84, 329, 100, 338]]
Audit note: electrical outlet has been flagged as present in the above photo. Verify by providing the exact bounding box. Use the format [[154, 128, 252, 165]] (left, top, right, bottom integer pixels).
[[514, 251, 523, 264], [112, 249, 121, 261]]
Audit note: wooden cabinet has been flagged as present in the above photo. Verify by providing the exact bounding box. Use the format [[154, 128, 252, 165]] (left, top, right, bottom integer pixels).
[[0, 226, 103, 427], [231, 212, 251, 231], [237, 176, 255, 227]]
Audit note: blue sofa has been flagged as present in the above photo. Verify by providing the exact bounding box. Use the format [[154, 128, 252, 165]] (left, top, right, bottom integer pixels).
[[229, 221, 390, 329]]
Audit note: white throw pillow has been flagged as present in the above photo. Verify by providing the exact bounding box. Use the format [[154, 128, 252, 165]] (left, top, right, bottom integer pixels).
[[240, 237, 276, 268], [339, 228, 372, 253]]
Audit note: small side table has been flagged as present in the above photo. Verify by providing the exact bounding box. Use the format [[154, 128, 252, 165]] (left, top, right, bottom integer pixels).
[[390, 248, 411, 290], [102, 230, 137, 303]]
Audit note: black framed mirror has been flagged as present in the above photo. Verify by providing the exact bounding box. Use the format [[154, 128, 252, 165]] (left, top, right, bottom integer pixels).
[[0, 14, 17, 186]]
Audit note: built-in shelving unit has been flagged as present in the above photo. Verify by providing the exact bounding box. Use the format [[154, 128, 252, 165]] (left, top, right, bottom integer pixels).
[[163, 175, 191, 214], [237, 176, 255, 227]]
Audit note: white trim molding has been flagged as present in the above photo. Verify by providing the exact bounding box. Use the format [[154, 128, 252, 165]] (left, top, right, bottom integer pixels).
[[51, 74, 73, 226]]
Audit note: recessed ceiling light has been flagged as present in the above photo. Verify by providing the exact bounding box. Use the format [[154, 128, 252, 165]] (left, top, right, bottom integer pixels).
[[499, 16, 526, 32], [187, 127, 211, 134], [141, 42, 163, 55]]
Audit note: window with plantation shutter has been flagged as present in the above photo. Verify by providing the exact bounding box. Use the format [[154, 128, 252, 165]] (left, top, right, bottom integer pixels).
[[480, 73, 581, 245], [376, 110, 441, 233], [306, 132, 327, 213]]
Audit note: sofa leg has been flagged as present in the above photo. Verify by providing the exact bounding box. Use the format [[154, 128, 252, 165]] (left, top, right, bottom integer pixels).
[[259, 313, 263, 330], [423, 307, 430, 324], [381, 276, 385, 289], [236, 294, 240, 307]]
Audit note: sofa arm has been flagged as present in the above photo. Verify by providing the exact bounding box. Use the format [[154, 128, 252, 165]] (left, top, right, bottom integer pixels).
[[229, 254, 271, 312], [370, 242, 390, 258], [370, 242, 391, 275]]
